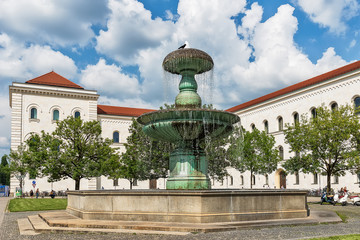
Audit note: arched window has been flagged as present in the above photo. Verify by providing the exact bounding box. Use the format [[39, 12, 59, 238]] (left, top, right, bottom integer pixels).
[[264, 120, 269, 134], [229, 176, 233, 186], [278, 117, 283, 131], [30, 107, 37, 119], [53, 110, 59, 121], [354, 97, 360, 115], [311, 108, 317, 119], [251, 123, 255, 131], [240, 175, 244, 185], [333, 175, 339, 184], [113, 131, 119, 143], [251, 175, 256, 185], [293, 112, 299, 125], [279, 146, 284, 160], [74, 111, 80, 118], [331, 102, 338, 112]]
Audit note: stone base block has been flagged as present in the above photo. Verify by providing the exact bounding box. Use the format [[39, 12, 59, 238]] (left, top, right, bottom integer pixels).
[[67, 189, 309, 223]]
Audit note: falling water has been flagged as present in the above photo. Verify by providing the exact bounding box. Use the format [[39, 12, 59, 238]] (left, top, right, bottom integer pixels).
[[162, 70, 180, 105], [196, 68, 214, 106]]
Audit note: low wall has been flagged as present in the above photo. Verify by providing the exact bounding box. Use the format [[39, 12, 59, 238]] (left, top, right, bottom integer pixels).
[[67, 189, 309, 223]]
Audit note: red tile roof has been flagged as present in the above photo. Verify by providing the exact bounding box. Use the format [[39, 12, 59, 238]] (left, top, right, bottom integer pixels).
[[227, 60, 360, 113], [97, 104, 154, 117], [26, 71, 84, 89]]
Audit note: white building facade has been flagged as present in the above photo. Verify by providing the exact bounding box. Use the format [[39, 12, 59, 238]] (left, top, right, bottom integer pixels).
[[9, 61, 360, 194]]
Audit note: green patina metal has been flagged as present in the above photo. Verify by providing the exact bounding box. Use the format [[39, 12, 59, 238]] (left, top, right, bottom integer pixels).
[[137, 48, 240, 190]]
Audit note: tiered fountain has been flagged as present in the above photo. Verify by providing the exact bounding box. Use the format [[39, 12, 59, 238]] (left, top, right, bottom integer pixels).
[[66, 48, 309, 227], [137, 48, 239, 190]]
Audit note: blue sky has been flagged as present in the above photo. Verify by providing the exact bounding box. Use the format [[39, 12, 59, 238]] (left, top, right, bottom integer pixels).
[[0, 0, 359, 155]]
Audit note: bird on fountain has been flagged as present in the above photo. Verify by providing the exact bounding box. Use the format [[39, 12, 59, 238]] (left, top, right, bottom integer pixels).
[[178, 41, 189, 49]]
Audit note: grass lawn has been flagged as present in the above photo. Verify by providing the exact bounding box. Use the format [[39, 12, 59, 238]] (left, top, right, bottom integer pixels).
[[308, 234, 360, 240], [8, 198, 67, 212]]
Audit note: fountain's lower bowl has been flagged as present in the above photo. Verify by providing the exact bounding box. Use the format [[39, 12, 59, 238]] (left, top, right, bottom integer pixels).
[[137, 109, 240, 142]]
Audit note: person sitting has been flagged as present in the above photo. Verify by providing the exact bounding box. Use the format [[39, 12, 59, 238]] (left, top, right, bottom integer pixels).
[[50, 190, 56, 199]]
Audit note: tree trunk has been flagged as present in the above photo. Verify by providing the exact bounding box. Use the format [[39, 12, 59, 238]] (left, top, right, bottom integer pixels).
[[129, 180, 133, 190], [327, 171, 331, 194], [75, 179, 80, 190]]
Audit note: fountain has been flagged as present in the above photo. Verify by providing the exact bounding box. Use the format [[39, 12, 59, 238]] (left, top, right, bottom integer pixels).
[[65, 48, 309, 227], [137, 48, 239, 190]]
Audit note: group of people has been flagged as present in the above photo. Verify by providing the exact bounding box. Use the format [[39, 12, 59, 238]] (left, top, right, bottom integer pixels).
[[28, 189, 56, 198], [29, 188, 40, 198], [339, 187, 348, 197]]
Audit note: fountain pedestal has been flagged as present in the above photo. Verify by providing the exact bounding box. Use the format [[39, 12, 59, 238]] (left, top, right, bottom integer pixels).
[[166, 146, 210, 190]]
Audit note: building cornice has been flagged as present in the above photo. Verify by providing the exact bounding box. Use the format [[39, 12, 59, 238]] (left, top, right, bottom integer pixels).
[[9, 83, 99, 107], [98, 114, 134, 122]]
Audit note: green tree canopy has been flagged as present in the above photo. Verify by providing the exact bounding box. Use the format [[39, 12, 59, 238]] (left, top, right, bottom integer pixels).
[[114, 118, 173, 189], [283, 104, 360, 193], [9, 145, 30, 191], [0, 154, 10, 185], [229, 127, 280, 188], [27, 116, 119, 190]]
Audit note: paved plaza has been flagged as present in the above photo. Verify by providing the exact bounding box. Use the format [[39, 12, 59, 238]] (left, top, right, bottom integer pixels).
[[0, 197, 360, 239]]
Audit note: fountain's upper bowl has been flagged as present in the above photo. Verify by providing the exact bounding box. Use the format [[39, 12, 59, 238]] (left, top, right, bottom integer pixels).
[[137, 109, 240, 143], [163, 48, 214, 75]]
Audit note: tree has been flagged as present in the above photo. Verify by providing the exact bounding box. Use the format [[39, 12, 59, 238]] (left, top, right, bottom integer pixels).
[[204, 125, 243, 182], [229, 127, 280, 188], [116, 118, 172, 189], [0, 154, 10, 185], [283, 104, 360, 194], [9, 145, 30, 191], [27, 116, 119, 190]]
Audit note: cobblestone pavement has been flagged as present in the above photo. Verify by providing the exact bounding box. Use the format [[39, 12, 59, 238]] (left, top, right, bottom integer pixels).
[[1, 203, 360, 240]]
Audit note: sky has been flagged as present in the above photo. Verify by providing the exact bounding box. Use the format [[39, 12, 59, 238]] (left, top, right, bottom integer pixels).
[[0, 0, 360, 156]]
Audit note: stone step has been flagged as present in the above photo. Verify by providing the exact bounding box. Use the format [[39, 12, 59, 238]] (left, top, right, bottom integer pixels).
[[28, 212, 190, 236], [17, 218, 40, 235]]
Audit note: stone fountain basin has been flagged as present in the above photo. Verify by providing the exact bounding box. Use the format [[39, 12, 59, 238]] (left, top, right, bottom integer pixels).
[[137, 109, 240, 143]]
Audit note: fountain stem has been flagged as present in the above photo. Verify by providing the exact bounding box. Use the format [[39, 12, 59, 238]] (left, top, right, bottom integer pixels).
[[175, 71, 201, 109]]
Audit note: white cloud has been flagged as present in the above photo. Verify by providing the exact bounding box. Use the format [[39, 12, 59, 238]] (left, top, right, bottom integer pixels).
[[98, 96, 157, 109], [296, 0, 360, 34], [80, 59, 141, 98], [0, 96, 11, 150], [234, 4, 314, 91], [0, 0, 109, 46], [349, 39, 357, 48], [0, 33, 78, 81], [93, 0, 349, 108], [0, 137, 9, 148], [315, 47, 347, 73], [96, 0, 174, 65]]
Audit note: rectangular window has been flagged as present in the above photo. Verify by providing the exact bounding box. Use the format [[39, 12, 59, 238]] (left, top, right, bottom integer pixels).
[[313, 173, 318, 184], [333, 175, 339, 184], [113, 179, 118, 186], [295, 172, 299, 185]]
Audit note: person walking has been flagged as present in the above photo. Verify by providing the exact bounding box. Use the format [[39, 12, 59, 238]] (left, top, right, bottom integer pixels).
[[36, 188, 40, 199]]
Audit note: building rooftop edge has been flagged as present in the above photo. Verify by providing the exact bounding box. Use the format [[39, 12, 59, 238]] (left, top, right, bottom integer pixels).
[[97, 104, 155, 117], [226, 60, 360, 113]]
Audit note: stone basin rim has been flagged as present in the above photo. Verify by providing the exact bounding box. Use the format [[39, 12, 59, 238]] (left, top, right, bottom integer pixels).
[[137, 108, 240, 125]]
